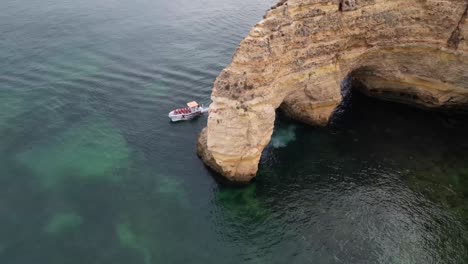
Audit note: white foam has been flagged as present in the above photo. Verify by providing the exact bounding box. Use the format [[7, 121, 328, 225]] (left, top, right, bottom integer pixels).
[[270, 124, 297, 148]]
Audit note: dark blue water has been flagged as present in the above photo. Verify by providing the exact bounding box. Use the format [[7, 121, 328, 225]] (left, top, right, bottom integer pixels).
[[1, 0, 467, 263]]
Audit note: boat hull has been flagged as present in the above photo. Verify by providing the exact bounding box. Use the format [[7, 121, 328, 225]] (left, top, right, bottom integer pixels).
[[168, 111, 203, 122], [168, 106, 209, 122]]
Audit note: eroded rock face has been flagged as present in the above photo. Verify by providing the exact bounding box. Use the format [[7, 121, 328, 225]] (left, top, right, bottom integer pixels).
[[198, 0, 468, 183]]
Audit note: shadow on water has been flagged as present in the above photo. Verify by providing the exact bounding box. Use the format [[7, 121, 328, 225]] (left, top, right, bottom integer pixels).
[[202, 70, 468, 262], [238, 80, 468, 263]]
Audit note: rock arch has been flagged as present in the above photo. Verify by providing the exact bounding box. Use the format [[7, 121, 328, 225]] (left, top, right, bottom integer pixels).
[[197, 0, 468, 183]]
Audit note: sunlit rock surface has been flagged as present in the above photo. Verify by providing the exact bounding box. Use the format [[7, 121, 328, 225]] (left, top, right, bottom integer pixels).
[[198, 0, 468, 183]]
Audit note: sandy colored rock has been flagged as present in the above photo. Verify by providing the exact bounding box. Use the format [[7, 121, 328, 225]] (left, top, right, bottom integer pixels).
[[198, 0, 468, 183]]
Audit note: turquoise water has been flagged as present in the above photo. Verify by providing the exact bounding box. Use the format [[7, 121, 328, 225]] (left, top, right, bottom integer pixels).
[[1, 0, 468, 263]]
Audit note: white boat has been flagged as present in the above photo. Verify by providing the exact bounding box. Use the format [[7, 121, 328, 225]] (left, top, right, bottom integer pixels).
[[168, 101, 208, 122]]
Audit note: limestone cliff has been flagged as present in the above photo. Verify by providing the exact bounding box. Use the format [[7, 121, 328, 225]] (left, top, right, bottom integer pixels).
[[198, 0, 468, 183]]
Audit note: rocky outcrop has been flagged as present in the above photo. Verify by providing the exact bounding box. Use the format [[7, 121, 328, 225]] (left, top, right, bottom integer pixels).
[[198, 0, 468, 183]]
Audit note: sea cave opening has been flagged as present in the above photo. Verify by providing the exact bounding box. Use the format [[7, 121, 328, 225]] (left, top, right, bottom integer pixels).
[[263, 73, 468, 220]]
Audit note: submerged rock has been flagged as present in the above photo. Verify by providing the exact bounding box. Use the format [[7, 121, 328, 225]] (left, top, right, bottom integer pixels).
[[198, 0, 468, 183], [45, 212, 83, 235], [16, 115, 130, 188]]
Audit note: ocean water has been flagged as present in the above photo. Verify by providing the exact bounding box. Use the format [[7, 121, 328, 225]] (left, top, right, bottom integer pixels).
[[1, 0, 467, 263]]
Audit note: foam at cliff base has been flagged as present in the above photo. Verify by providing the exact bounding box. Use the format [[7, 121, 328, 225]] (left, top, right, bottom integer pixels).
[[270, 125, 297, 148]]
